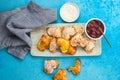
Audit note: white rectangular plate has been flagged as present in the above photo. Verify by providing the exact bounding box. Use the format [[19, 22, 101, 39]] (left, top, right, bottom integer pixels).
[[30, 23, 101, 57]]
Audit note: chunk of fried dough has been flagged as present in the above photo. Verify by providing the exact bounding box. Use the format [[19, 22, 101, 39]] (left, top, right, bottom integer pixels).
[[70, 33, 88, 47], [53, 69, 68, 80], [62, 26, 76, 40], [49, 38, 57, 53], [73, 26, 84, 34], [57, 38, 69, 53], [37, 34, 50, 51], [46, 27, 62, 38], [67, 45, 76, 55], [84, 40, 96, 53], [44, 60, 59, 74], [68, 59, 81, 75]]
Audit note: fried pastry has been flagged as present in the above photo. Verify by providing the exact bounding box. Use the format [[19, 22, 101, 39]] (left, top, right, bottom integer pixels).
[[67, 45, 76, 55], [46, 27, 62, 38], [37, 34, 50, 51], [70, 33, 80, 47], [70, 33, 96, 52], [77, 35, 88, 48], [84, 40, 96, 53], [68, 59, 81, 75], [57, 38, 69, 53], [73, 26, 84, 34], [70, 33, 88, 47], [44, 60, 59, 74], [49, 38, 57, 52], [62, 26, 76, 40], [53, 69, 68, 80]]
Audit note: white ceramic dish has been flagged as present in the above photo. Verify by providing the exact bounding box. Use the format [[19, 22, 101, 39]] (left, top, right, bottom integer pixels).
[[85, 18, 106, 40], [60, 3, 80, 22], [30, 23, 101, 57]]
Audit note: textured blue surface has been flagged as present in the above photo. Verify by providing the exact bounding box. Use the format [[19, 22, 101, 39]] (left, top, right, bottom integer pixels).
[[0, 0, 120, 80]]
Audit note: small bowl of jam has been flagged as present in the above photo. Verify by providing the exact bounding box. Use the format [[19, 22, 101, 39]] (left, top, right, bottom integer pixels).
[[85, 18, 106, 40]]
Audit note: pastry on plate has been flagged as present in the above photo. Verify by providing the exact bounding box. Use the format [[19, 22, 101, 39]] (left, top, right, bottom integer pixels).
[[84, 40, 96, 53], [57, 38, 70, 53], [70, 33, 80, 47], [70, 33, 96, 52], [53, 69, 68, 80], [68, 59, 81, 75], [49, 38, 57, 53], [37, 34, 50, 51], [46, 27, 62, 38], [44, 60, 59, 74], [73, 25, 84, 34], [67, 45, 76, 55], [70, 33, 88, 47], [62, 26, 76, 40]]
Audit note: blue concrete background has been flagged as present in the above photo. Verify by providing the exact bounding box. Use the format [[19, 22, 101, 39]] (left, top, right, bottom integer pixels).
[[0, 0, 120, 80]]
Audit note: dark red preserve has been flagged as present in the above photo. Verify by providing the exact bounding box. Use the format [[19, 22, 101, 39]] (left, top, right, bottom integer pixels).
[[86, 20, 104, 38]]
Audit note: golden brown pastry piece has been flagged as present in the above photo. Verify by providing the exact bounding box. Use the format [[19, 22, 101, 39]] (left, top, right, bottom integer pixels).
[[70, 33, 88, 47], [37, 34, 50, 51], [68, 45, 76, 55], [73, 26, 84, 34], [46, 27, 62, 38], [62, 26, 76, 40], [49, 38, 57, 53], [57, 38, 69, 53], [44, 60, 59, 74], [77, 36, 88, 48], [68, 59, 81, 75], [84, 40, 96, 53], [70, 33, 96, 52], [70, 33, 81, 47], [53, 69, 68, 80]]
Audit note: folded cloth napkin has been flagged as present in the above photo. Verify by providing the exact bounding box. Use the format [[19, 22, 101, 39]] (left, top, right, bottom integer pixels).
[[0, 1, 57, 59]]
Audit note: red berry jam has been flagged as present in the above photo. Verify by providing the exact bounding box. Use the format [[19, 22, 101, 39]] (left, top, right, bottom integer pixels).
[[86, 20, 104, 38]]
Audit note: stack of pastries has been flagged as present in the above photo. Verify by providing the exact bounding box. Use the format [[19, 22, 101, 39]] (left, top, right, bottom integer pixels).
[[37, 25, 96, 55]]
